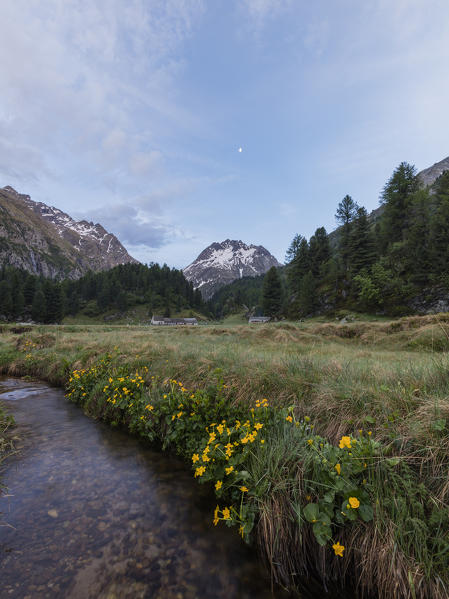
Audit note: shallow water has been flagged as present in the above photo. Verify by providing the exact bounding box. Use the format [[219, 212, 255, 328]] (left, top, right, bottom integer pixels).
[[0, 377, 300, 599]]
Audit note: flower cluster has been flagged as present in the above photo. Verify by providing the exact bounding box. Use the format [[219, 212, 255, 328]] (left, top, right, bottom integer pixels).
[[66, 357, 378, 558]]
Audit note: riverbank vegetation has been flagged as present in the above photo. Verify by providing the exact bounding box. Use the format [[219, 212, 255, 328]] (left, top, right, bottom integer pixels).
[[0, 398, 16, 493], [0, 317, 448, 598]]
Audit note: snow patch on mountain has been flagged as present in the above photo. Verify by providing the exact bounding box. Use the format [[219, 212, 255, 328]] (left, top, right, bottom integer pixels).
[[183, 239, 281, 299]]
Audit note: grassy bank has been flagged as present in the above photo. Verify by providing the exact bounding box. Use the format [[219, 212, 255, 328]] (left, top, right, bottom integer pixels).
[[0, 397, 16, 496], [0, 317, 448, 598]]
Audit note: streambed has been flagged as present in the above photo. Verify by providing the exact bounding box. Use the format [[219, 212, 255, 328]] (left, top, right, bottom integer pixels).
[[0, 377, 298, 599]]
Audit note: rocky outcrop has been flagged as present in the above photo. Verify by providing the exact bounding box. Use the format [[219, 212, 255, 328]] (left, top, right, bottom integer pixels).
[[0, 186, 137, 279], [418, 156, 449, 187], [183, 239, 281, 299]]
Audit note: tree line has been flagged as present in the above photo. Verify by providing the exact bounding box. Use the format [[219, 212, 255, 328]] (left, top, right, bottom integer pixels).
[[0, 262, 205, 323], [210, 161, 449, 318]]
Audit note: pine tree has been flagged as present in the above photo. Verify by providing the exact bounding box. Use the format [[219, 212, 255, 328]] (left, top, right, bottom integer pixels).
[[285, 234, 303, 264], [335, 195, 359, 275], [308, 227, 330, 277], [405, 189, 431, 285], [348, 207, 376, 275], [287, 236, 310, 295], [262, 266, 282, 317], [0, 280, 13, 319], [380, 162, 419, 248], [32, 288, 47, 322], [429, 171, 449, 278], [298, 271, 316, 316]]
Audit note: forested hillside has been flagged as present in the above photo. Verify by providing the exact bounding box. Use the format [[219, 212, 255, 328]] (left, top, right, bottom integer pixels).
[[210, 161, 449, 319], [285, 162, 449, 317], [0, 263, 205, 323]]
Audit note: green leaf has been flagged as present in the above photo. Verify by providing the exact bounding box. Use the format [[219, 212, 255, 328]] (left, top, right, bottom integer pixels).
[[358, 504, 374, 522], [313, 522, 332, 545], [323, 491, 335, 503], [303, 503, 320, 523]]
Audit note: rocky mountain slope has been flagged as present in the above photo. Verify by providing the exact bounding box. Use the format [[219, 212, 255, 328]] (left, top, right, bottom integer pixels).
[[418, 156, 449, 187], [0, 186, 137, 279], [183, 239, 281, 299]]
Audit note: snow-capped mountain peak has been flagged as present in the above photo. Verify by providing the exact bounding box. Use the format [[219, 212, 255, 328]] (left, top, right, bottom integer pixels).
[[183, 239, 281, 299]]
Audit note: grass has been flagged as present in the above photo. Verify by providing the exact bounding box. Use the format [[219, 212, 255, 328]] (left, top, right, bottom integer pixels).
[[0, 401, 16, 495], [0, 315, 448, 598]]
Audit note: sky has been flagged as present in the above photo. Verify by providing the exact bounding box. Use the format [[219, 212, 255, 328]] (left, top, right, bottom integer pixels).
[[1, 0, 449, 268]]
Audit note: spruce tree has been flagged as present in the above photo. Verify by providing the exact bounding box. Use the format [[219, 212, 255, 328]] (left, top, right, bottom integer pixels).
[[380, 162, 419, 248], [32, 288, 47, 322], [349, 207, 376, 275], [0, 280, 13, 320], [405, 189, 431, 285], [262, 266, 282, 317], [308, 227, 330, 277], [429, 171, 449, 278], [335, 195, 359, 275], [298, 271, 316, 316], [285, 234, 303, 264], [287, 236, 310, 295]]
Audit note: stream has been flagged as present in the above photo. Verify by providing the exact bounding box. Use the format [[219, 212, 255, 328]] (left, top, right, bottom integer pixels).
[[0, 377, 300, 599]]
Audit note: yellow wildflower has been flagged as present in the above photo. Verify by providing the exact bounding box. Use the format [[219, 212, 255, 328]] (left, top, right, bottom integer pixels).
[[254, 422, 263, 430], [194, 466, 206, 477], [222, 507, 231, 520], [217, 424, 224, 435], [240, 486, 248, 493], [192, 453, 200, 463], [332, 542, 345, 557], [215, 480, 223, 491], [307, 439, 313, 445], [335, 463, 341, 475], [213, 505, 219, 526], [286, 415, 293, 423], [348, 497, 360, 509], [338, 436, 352, 449], [225, 465, 234, 475]]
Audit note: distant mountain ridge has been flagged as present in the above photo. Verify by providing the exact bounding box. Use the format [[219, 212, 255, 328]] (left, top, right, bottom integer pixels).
[[183, 239, 281, 299], [0, 186, 137, 279]]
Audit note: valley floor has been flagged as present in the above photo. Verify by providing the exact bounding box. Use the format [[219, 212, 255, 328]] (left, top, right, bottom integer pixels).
[[0, 316, 448, 598]]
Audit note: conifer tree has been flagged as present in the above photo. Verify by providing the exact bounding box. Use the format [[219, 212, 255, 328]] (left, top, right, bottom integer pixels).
[[285, 234, 303, 264], [32, 288, 47, 322], [262, 266, 282, 317], [380, 162, 419, 248], [429, 171, 449, 278], [298, 271, 316, 316], [287, 236, 310, 295], [309, 227, 330, 277], [335, 195, 359, 275], [0, 280, 13, 319], [349, 207, 376, 275], [405, 189, 431, 285]]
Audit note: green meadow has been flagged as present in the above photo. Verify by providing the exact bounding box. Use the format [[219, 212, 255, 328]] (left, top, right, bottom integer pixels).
[[1, 316, 448, 598]]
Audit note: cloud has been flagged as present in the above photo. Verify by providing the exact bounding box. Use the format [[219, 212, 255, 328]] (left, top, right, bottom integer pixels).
[[129, 151, 163, 176], [0, 0, 205, 183], [241, 0, 292, 21]]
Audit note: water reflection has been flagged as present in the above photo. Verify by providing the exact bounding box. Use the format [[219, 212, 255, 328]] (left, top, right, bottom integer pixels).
[[0, 378, 296, 599]]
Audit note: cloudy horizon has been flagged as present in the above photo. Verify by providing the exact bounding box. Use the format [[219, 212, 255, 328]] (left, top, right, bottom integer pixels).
[[1, 1, 449, 268]]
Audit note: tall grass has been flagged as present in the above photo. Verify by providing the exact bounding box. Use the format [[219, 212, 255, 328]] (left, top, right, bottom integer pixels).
[[0, 316, 448, 597]]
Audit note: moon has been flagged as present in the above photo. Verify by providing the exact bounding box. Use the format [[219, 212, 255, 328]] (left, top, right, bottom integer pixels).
[[238, 147, 243, 153]]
